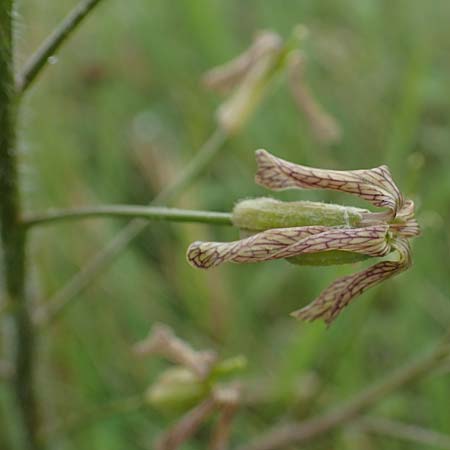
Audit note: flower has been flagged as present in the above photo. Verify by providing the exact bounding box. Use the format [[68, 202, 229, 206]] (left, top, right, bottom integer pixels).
[[203, 30, 285, 134], [203, 26, 340, 143], [187, 150, 420, 324]]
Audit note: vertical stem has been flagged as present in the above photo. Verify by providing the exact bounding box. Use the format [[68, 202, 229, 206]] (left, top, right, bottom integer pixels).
[[0, 2, 40, 449]]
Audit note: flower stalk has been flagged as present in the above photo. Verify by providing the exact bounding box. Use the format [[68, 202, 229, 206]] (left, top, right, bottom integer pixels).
[[23, 205, 233, 229]]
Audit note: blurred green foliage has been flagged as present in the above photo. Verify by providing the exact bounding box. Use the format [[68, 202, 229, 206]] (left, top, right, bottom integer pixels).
[[2, 0, 450, 448]]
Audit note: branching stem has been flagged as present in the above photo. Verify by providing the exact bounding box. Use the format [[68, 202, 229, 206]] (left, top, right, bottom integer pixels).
[[16, 0, 105, 92]]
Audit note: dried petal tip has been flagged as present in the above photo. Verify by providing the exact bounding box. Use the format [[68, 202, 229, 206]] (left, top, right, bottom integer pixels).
[[255, 149, 403, 216]]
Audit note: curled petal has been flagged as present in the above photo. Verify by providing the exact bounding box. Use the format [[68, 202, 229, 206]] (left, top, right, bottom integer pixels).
[[187, 226, 327, 269], [396, 199, 416, 221], [390, 219, 421, 238], [255, 149, 403, 216], [272, 224, 391, 259], [390, 199, 421, 237], [186, 225, 390, 269], [291, 238, 412, 324]]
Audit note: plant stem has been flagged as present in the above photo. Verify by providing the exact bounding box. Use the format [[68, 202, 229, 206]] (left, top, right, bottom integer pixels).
[[235, 332, 450, 450], [359, 416, 450, 449], [36, 128, 228, 327], [23, 205, 233, 228], [0, 2, 41, 449], [156, 397, 217, 450], [16, 0, 105, 93]]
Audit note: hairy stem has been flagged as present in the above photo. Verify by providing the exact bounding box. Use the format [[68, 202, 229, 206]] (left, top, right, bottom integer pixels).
[[23, 205, 233, 228], [36, 128, 228, 326], [16, 0, 105, 93], [236, 332, 450, 450], [0, 2, 41, 448]]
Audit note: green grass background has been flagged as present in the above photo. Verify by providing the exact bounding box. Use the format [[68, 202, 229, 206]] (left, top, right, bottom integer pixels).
[[3, 0, 450, 448]]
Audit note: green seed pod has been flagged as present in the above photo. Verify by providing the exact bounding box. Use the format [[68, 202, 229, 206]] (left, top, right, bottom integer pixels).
[[232, 197, 370, 266], [145, 367, 207, 414], [232, 198, 365, 231]]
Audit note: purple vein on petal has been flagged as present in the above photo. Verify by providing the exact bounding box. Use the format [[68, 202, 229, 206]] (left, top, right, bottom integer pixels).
[[255, 149, 403, 215], [291, 238, 412, 324], [186, 225, 391, 269]]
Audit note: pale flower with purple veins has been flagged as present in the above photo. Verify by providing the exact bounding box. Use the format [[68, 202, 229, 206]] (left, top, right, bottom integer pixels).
[[186, 150, 420, 325]]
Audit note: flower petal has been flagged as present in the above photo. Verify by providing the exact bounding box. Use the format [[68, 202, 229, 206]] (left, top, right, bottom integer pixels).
[[187, 226, 327, 269], [203, 31, 282, 93], [390, 199, 421, 237], [291, 238, 411, 324], [273, 224, 391, 259], [186, 225, 390, 269], [255, 149, 403, 216]]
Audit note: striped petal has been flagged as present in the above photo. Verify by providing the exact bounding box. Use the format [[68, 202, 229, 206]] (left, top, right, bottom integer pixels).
[[186, 225, 390, 269], [291, 238, 412, 324], [255, 149, 403, 216], [390, 199, 421, 237], [187, 226, 327, 269]]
